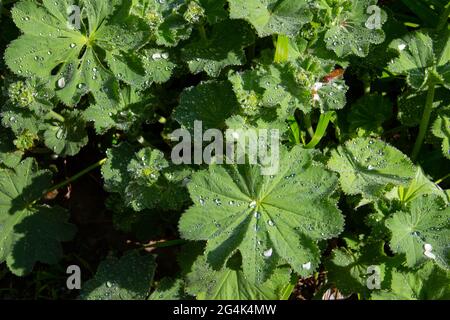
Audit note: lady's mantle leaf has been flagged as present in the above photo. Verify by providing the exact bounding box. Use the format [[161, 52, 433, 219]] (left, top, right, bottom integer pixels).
[[102, 143, 190, 211], [42, 110, 88, 156], [388, 31, 450, 89], [5, 0, 150, 106], [80, 251, 156, 300], [371, 261, 450, 300], [186, 255, 291, 300], [228, 0, 312, 37], [173, 81, 240, 131], [324, 0, 387, 58], [0, 158, 76, 276], [347, 94, 392, 136], [328, 138, 416, 199], [432, 108, 450, 160], [179, 145, 344, 283], [385, 195, 450, 270], [181, 20, 254, 77]]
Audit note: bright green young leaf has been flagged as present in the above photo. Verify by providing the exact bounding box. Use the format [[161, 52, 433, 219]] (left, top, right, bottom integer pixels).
[[186, 255, 291, 300], [173, 81, 240, 131], [0, 158, 76, 276], [324, 0, 387, 58], [371, 261, 450, 300], [228, 0, 312, 37], [131, 0, 192, 47], [181, 20, 254, 77], [179, 145, 344, 283], [328, 137, 416, 199], [80, 251, 156, 300], [386, 194, 450, 269], [102, 143, 190, 211], [5, 0, 151, 106]]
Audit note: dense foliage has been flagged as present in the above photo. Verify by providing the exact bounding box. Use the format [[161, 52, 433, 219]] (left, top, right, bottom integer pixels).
[[0, 0, 449, 300]]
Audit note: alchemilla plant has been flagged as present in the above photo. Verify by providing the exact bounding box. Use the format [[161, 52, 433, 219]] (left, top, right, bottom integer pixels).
[[0, 0, 449, 300]]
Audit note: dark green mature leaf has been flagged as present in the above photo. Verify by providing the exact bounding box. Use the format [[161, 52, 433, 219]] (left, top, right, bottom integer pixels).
[[181, 20, 254, 77], [228, 0, 312, 37], [328, 138, 416, 199], [325, 238, 401, 297], [179, 145, 344, 283], [42, 110, 88, 156], [80, 251, 156, 300], [0, 128, 23, 168], [5, 0, 151, 106], [0, 158, 76, 275], [149, 278, 187, 300], [347, 94, 392, 136], [186, 255, 291, 299], [371, 261, 450, 300], [386, 195, 450, 269], [173, 81, 240, 131], [432, 107, 450, 160]]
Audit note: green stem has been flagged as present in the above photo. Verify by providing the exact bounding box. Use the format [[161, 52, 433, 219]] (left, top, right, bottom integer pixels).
[[198, 24, 207, 42], [143, 239, 187, 249], [435, 172, 450, 185], [304, 113, 315, 138], [47, 110, 65, 122], [437, 3, 450, 31], [274, 34, 290, 63], [411, 82, 436, 161], [44, 158, 107, 195], [362, 74, 371, 94]]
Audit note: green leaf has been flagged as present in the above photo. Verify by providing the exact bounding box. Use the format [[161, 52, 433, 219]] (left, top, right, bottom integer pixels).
[[324, 0, 387, 58], [432, 107, 450, 160], [0, 158, 76, 275], [84, 86, 156, 135], [371, 261, 450, 300], [228, 0, 312, 37], [42, 110, 88, 156], [80, 251, 156, 300], [179, 145, 344, 283], [149, 277, 187, 300], [347, 94, 393, 136], [328, 138, 416, 199], [5, 0, 151, 106], [186, 255, 291, 299], [388, 31, 450, 89], [173, 81, 240, 132], [181, 20, 254, 77], [0, 128, 23, 168], [102, 143, 191, 211], [386, 194, 450, 269], [324, 238, 401, 297], [131, 0, 192, 47]]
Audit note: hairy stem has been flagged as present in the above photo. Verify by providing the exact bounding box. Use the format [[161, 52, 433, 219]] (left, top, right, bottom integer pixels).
[[411, 82, 436, 161], [44, 158, 107, 195], [47, 110, 65, 122]]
